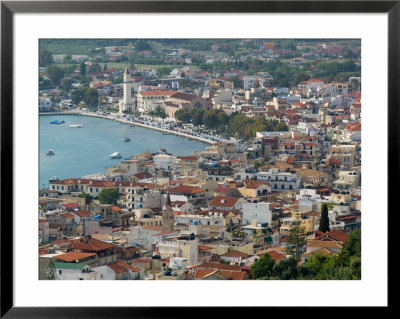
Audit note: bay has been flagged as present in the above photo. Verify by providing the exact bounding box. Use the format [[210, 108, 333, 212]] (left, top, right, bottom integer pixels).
[[39, 114, 207, 188]]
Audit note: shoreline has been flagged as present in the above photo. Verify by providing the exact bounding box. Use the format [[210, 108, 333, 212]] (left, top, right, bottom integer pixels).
[[40, 111, 216, 145]]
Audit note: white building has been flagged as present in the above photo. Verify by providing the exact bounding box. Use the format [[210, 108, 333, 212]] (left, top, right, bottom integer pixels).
[[242, 202, 272, 226], [153, 153, 175, 171], [243, 76, 256, 90], [255, 168, 301, 191], [39, 97, 52, 111]]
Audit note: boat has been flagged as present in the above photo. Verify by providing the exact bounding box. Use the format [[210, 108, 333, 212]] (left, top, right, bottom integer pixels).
[[69, 124, 82, 128], [49, 176, 59, 182], [124, 137, 131, 142], [46, 149, 55, 156], [109, 152, 122, 159], [50, 120, 65, 124]]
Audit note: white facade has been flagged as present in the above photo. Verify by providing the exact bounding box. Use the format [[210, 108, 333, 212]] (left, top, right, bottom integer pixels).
[[242, 202, 272, 226], [255, 168, 301, 192], [153, 154, 175, 171], [119, 67, 134, 114]]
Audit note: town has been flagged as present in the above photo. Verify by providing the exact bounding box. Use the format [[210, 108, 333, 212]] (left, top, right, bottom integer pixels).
[[39, 39, 361, 280]]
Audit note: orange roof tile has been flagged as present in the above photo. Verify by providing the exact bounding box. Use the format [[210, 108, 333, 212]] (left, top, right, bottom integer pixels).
[[54, 252, 96, 262]]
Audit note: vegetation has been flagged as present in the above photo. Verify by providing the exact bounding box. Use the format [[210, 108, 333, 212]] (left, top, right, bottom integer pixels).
[[78, 192, 93, 205], [44, 259, 59, 280], [71, 87, 98, 107], [253, 228, 361, 280], [175, 109, 288, 138], [148, 105, 166, 119], [98, 188, 120, 205], [319, 203, 331, 233], [46, 65, 65, 86], [39, 48, 53, 67], [250, 253, 275, 279], [285, 223, 307, 258]]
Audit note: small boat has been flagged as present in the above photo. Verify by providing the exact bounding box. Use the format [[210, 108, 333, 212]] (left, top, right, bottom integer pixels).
[[49, 176, 59, 182], [50, 120, 65, 124], [109, 152, 122, 159], [46, 149, 55, 156], [124, 137, 131, 142], [69, 124, 82, 128]]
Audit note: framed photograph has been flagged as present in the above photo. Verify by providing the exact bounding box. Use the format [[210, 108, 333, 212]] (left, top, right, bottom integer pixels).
[[1, 0, 394, 316]]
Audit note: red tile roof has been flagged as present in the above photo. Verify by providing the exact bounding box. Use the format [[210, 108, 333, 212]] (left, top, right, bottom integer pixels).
[[54, 252, 96, 262], [70, 236, 116, 252], [209, 196, 240, 208], [61, 212, 75, 219], [221, 250, 248, 258], [165, 185, 206, 194]]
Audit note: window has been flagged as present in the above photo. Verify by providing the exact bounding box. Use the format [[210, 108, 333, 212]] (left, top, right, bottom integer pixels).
[[59, 270, 62, 275]]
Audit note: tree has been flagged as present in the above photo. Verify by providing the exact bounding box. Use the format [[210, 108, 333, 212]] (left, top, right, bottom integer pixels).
[[45, 259, 59, 280], [39, 48, 53, 67], [46, 65, 65, 86], [319, 203, 330, 233], [60, 78, 74, 92], [98, 188, 120, 205], [286, 222, 307, 258], [272, 257, 299, 279], [71, 88, 85, 105], [83, 88, 99, 107], [134, 39, 151, 51], [80, 62, 86, 76], [87, 63, 101, 74], [79, 192, 93, 205], [103, 63, 108, 71], [250, 253, 275, 279]]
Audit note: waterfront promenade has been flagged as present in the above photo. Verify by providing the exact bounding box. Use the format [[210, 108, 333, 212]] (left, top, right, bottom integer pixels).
[[40, 110, 221, 145]]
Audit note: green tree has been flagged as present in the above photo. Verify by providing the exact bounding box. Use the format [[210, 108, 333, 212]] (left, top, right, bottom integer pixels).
[[98, 188, 120, 205], [39, 48, 53, 67], [71, 87, 85, 105], [134, 39, 151, 51], [251, 253, 275, 279], [62, 55, 72, 63], [319, 203, 330, 233], [80, 62, 86, 76], [83, 88, 99, 107], [286, 223, 307, 258], [78, 192, 93, 205], [60, 78, 74, 92], [45, 259, 59, 280], [46, 65, 65, 86], [87, 63, 101, 74], [272, 257, 299, 279], [103, 63, 108, 71], [175, 110, 192, 123]]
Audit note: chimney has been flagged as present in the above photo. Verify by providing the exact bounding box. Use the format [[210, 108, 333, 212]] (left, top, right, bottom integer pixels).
[[251, 220, 257, 227]]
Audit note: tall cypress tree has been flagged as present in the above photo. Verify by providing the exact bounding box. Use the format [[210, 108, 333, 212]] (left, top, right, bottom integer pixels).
[[319, 203, 330, 232]]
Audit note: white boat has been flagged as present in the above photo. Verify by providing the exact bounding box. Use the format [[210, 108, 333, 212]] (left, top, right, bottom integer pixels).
[[49, 176, 59, 182], [109, 152, 122, 159], [46, 149, 55, 156], [69, 124, 82, 128]]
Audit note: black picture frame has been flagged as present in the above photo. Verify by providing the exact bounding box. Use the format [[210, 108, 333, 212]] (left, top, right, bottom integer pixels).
[[1, 0, 394, 317]]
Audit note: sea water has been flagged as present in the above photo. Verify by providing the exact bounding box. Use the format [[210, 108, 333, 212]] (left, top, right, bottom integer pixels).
[[39, 114, 207, 188]]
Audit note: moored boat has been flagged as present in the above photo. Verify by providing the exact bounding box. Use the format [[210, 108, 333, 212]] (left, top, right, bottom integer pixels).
[[124, 137, 131, 142], [46, 149, 55, 156], [69, 124, 82, 128], [109, 152, 122, 159], [50, 120, 65, 124], [49, 176, 59, 182]]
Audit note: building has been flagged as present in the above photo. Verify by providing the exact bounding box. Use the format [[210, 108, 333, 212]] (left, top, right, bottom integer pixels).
[[119, 67, 135, 114], [163, 92, 210, 118]]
